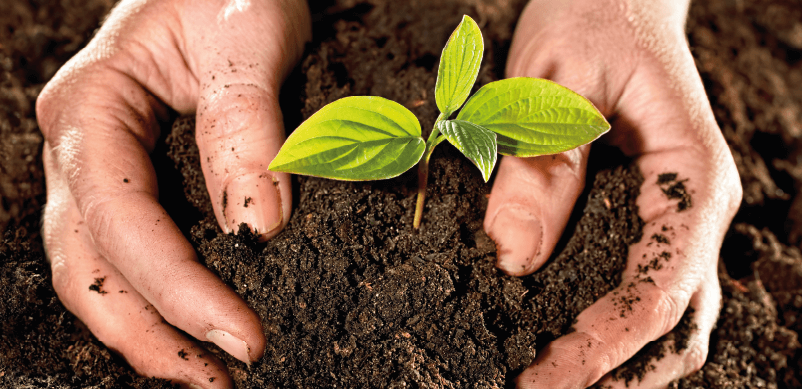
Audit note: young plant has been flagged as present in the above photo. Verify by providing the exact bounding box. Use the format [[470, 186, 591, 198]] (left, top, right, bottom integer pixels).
[[269, 16, 610, 229]]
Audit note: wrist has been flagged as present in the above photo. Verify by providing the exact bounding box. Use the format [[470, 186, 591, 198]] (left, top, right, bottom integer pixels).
[[508, 0, 691, 77], [514, 0, 690, 42]]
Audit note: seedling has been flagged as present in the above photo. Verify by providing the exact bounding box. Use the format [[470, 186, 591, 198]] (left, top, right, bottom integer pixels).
[[269, 16, 610, 229]]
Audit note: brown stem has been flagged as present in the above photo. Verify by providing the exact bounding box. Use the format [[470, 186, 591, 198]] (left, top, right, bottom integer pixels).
[[414, 112, 447, 229], [413, 156, 429, 229]]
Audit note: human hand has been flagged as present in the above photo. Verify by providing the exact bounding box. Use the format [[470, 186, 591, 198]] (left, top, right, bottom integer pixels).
[[36, 0, 310, 387], [485, 0, 741, 387]]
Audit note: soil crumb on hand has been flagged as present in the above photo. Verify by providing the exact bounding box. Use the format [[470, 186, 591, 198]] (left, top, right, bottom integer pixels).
[[657, 173, 692, 211], [88, 277, 108, 295]]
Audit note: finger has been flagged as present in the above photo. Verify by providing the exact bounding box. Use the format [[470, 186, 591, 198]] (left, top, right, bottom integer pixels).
[[37, 63, 265, 363], [595, 271, 720, 388], [484, 146, 589, 276], [195, 82, 291, 241], [515, 219, 706, 388], [42, 148, 232, 388], [188, 0, 311, 240], [486, 0, 612, 277]]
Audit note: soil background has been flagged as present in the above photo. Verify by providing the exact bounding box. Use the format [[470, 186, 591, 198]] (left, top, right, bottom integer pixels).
[[0, 0, 800, 388]]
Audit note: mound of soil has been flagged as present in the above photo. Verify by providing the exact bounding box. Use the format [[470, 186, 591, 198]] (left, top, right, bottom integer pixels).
[[0, 0, 800, 388]]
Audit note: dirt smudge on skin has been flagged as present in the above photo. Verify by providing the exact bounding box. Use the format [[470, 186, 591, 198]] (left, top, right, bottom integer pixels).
[[652, 233, 670, 244], [609, 307, 698, 385], [657, 173, 692, 212], [88, 277, 108, 295]]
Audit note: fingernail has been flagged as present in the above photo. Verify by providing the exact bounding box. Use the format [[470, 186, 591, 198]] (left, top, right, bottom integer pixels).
[[205, 329, 252, 365], [486, 204, 542, 276], [222, 172, 283, 239], [188, 384, 205, 389]]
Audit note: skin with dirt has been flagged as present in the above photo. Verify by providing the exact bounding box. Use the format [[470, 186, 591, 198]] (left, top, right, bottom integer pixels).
[[0, 0, 800, 388]]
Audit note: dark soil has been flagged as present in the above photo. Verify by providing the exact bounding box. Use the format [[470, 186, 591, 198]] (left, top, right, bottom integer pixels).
[[1, 0, 800, 388]]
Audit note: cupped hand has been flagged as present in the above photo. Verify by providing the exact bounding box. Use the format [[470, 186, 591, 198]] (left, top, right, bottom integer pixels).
[[487, 0, 741, 387], [36, 0, 310, 387]]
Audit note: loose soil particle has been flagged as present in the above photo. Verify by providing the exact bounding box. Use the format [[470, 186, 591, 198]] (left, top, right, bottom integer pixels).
[[88, 277, 108, 295], [0, 0, 800, 388], [656, 173, 692, 212]]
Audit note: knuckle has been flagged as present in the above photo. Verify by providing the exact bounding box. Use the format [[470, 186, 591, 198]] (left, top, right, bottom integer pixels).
[[724, 167, 743, 214], [36, 58, 103, 140], [560, 146, 589, 179], [643, 284, 685, 336], [708, 139, 743, 215], [79, 190, 142, 252], [684, 341, 708, 374], [571, 332, 615, 385], [197, 83, 281, 140], [80, 192, 121, 241], [37, 89, 99, 153], [78, 189, 156, 251], [586, 354, 614, 386], [547, 146, 588, 182], [35, 88, 56, 134], [35, 82, 75, 141]]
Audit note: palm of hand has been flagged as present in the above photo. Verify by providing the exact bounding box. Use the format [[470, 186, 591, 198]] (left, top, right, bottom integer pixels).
[[485, 1, 741, 387]]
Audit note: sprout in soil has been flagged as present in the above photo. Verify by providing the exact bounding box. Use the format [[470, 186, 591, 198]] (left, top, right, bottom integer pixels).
[[269, 15, 610, 229]]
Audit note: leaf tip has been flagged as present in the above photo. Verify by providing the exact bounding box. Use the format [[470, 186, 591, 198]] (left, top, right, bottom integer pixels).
[[460, 14, 479, 27], [480, 170, 491, 183], [267, 159, 284, 173], [481, 154, 497, 183]]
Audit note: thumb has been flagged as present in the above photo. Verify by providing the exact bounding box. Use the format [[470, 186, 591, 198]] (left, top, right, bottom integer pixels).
[[189, 0, 311, 240], [485, 1, 611, 276], [484, 147, 589, 276]]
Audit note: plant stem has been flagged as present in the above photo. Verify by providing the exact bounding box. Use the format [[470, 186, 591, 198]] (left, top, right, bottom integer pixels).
[[413, 153, 430, 229], [413, 113, 449, 229]]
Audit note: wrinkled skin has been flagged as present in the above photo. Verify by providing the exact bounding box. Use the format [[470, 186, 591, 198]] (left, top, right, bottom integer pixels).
[[37, 0, 309, 387], [37, 0, 740, 387], [484, 0, 741, 387]]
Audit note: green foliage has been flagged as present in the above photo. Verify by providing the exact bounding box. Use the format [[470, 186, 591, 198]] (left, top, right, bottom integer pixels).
[[435, 15, 483, 117], [268, 96, 425, 180], [457, 78, 609, 157], [269, 15, 610, 227], [437, 120, 497, 182]]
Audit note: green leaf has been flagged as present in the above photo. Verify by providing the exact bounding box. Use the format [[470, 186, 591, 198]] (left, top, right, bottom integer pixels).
[[269, 96, 425, 180], [437, 120, 497, 182], [456, 77, 610, 157], [435, 15, 483, 117]]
